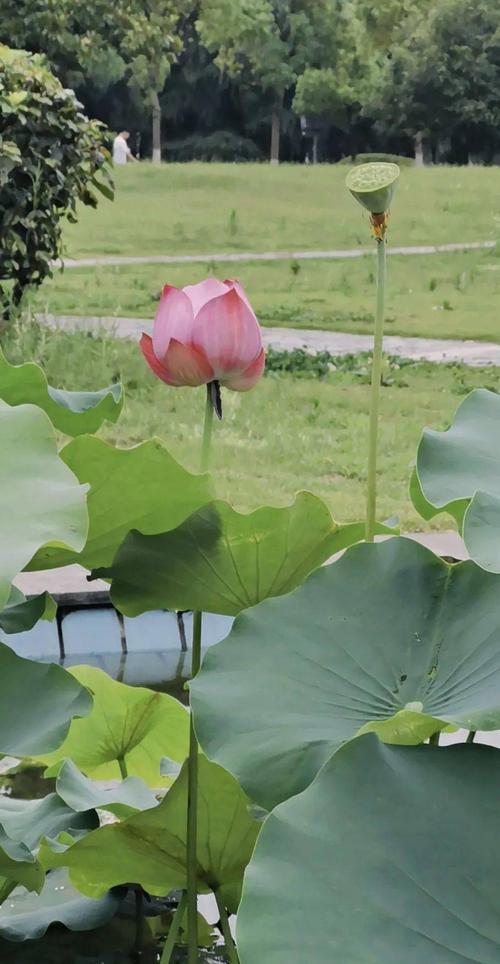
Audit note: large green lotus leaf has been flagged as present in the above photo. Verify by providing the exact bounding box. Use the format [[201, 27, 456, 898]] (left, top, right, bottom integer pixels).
[[43, 756, 259, 913], [55, 759, 158, 817], [413, 389, 500, 517], [0, 401, 87, 609], [409, 466, 467, 527], [0, 587, 55, 634], [0, 794, 97, 853], [28, 436, 213, 572], [462, 490, 500, 573], [412, 388, 500, 570], [0, 833, 43, 896], [35, 666, 189, 785], [94, 494, 380, 617], [0, 351, 122, 437], [192, 536, 500, 810], [0, 644, 92, 757], [0, 868, 121, 942], [238, 736, 500, 964]]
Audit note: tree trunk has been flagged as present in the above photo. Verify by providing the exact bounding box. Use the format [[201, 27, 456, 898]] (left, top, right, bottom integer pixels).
[[270, 100, 281, 165], [152, 90, 161, 165], [414, 131, 424, 166]]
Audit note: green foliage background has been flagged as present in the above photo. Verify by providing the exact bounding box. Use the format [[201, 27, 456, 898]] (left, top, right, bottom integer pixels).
[[1, 0, 499, 163], [0, 46, 112, 305]]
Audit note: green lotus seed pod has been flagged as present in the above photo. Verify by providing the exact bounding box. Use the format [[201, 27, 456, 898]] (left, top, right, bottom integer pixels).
[[345, 162, 400, 214]]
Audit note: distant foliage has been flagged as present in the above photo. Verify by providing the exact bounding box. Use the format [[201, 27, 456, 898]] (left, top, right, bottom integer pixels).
[[168, 130, 263, 162], [370, 0, 500, 160], [0, 45, 113, 309], [338, 152, 415, 166]]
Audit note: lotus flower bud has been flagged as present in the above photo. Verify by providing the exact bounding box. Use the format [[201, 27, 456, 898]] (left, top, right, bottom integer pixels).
[[140, 278, 265, 392]]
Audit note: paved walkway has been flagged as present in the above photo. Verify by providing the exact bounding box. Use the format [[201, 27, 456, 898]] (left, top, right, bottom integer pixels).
[[39, 313, 500, 366], [59, 239, 495, 269]]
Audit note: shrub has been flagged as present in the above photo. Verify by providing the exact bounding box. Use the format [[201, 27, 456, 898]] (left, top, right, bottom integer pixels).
[[264, 346, 428, 382], [0, 45, 113, 309], [167, 129, 263, 162], [338, 151, 415, 166]]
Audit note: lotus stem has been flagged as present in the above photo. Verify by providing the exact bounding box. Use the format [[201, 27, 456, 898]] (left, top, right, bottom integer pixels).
[[365, 237, 386, 542], [202, 382, 216, 462], [186, 611, 202, 963], [345, 162, 399, 543], [117, 755, 128, 779], [214, 889, 240, 964], [161, 892, 188, 964], [186, 383, 215, 964], [133, 887, 145, 955]]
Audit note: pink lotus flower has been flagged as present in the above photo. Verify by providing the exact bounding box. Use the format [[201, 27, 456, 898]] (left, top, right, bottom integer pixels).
[[140, 278, 265, 392]]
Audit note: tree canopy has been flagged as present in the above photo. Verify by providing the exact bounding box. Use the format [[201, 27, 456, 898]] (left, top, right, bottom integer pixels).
[[369, 0, 500, 161], [197, 0, 339, 161], [2, 0, 500, 163], [0, 0, 193, 162]]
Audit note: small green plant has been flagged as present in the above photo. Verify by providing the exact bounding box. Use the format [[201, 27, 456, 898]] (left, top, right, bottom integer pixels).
[[173, 222, 186, 241], [429, 277, 437, 291], [290, 259, 301, 277], [306, 397, 321, 424], [228, 208, 238, 237], [339, 270, 353, 294]]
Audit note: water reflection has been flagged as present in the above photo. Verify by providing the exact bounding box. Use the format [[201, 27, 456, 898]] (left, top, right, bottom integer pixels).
[[0, 765, 56, 800], [0, 903, 229, 962], [3, 608, 234, 694]]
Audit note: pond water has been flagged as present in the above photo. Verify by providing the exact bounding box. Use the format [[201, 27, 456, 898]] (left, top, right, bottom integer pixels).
[[0, 605, 236, 960], [0, 923, 228, 962], [0, 878, 229, 962], [2, 606, 234, 694], [0, 736, 232, 959], [0, 764, 232, 962]]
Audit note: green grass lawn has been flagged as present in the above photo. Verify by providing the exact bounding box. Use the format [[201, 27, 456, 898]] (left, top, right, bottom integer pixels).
[[10, 324, 500, 531], [36, 246, 500, 341], [33, 162, 500, 341], [62, 163, 500, 258]]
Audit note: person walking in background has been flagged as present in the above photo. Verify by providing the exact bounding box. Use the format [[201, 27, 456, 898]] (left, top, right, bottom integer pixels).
[[112, 130, 137, 165]]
